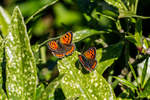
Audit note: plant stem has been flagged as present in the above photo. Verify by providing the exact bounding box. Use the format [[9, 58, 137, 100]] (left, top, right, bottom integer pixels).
[[40, 46, 46, 64], [119, 14, 150, 19], [39, 35, 61, 47], [134, 0, 139, 14], [25, 0, 58, 24]]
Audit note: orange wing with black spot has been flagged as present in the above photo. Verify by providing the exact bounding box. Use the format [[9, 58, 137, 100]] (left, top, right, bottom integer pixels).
[[60, 32, 73, 45], [90, 60, 97, 71], [78, 47, 97, 72], [83, 47, 96, 60], [47, 32, 75, 58], [48, 41, 65, 58], [47, 41, 59, 51], [52, 44, 75, 58], [78, 54, 97, 72], [52, 52, 65, 58], [65, 44, 75, 56]]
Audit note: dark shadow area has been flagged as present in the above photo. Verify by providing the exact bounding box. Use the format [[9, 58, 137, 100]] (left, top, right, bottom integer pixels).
[[37, 56, 59, 85], [2, 50, 7, 95], [100, 42, 124, 62], [0, 33, 6, 94], [75, 60, 90, 74], [54, 88, 66, 100]]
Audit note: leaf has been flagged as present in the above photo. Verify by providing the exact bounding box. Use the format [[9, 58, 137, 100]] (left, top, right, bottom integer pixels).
[[91, 9, 116, 22], [134, 19, 142, 47], [97, 41, 124, 75], [128, 63, 137, 83], [0, 89, 8, 100], [35, 84, 45, 100], [139, 78, 150, 98], [125, 35, 137, 44], [0, 6, 11, 37], [113, 76, 137, 90], [25, 0, 58, 24], [143, 38, 149, 49], [57, 51, 116, 100], [73, 29, 108, 43], [39, 75, 64, 100], [31, 44, 40, 64], [104, 0, 141, 18], [105, 0, 127, 17], [0, 36, 7, 99], [104, 0, 128, 11], [0, 36, 3, 89], [116, 98, 132, 100], [5, 7, 37, 99], [39, 29, 109, 47], [141, 57, 148, 88]]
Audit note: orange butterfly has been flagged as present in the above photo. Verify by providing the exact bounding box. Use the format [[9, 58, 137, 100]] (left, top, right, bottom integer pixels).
[[48, 32, 75, 58], [78, 47, 97, 72]]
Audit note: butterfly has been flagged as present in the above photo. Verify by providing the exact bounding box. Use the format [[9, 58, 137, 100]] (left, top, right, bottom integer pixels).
[[47, 32, 75, 58], [78, 47, 97, 72]]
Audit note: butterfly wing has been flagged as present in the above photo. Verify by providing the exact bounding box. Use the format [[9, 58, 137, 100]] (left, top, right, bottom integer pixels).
[[52, 52, 65, 58], [47, 40, 59, 51], [78, 55, 97, 72], [48, 40, 65, 58], [78, 55, 90, 71], [60, 32, 73, 45], [89, 60, 97, 71], [83, 47, 96, 60], [47, 32, 75, 58], [64, 44, 75, 56], [52, 44, 75, 58], [78, 47, 97, 72], [59, 31, 75, 56]]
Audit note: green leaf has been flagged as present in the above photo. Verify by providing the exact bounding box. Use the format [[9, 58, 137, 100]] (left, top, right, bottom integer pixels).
[[31, 44, 40, 64], [35, 84, 45, 100], [5, 7, 37, 99], [0, 89, 8, 100], [104, 0, 150, 19], [104, 0, 128, 12], [39, 29, 108, 47], [0, 6, 11, 37], [134, 19, 142, 47], [0, 36, 3, 89], [116, 98, 132, 100], [139, 78, 150, 98], [128, 63, 137, 83], [125, 35, 137, 44], [104, 0, 138, 18], [39, 75, 64, 100], [57, 51, 116, 100], [73, 29, 108, 43], [97, 41, 124, 75], [143, 38, 149, 49], [25, 0, 58, 24], [141, 57, 148, 88], [113, 76, 137, 90], [91, 9, 116, 22], [0, 36, 7, 99]]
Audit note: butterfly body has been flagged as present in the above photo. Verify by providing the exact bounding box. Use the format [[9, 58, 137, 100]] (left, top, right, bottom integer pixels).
[[78, 47, 97, 72], [48, 32, 75, 58]]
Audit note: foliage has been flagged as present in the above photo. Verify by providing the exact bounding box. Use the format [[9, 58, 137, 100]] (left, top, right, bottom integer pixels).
[[58, 51, 115, 99], [0, 0, 150, 99]]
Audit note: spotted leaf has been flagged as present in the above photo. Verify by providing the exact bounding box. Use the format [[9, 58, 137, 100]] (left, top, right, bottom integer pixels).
[[57, 51, 116, 100], [5, 7, 37, 99]]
